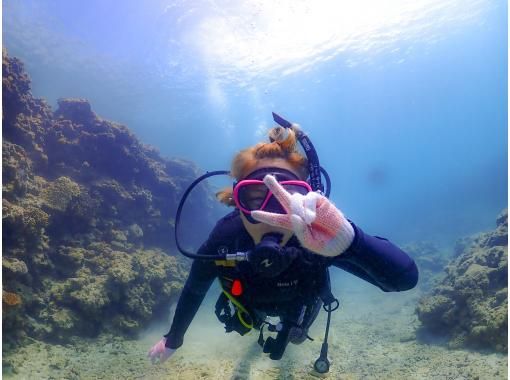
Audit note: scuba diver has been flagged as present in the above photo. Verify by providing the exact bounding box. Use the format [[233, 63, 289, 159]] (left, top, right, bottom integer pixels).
[[148, 113, 418, 373]]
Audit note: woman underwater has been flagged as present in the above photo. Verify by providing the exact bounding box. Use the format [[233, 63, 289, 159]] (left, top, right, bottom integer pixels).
[[148, 114, 418, 372]]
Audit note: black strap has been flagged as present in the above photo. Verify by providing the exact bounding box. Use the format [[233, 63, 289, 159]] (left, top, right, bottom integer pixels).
[[319, 268, 336, 305], [214, 293, 252, 336], [258, 323, 266, 347], [214, 293, 231, 325]]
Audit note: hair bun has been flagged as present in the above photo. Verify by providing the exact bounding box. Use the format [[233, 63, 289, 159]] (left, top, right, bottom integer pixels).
[[268, 126, 296, 152], [268, 126, 289, 143]]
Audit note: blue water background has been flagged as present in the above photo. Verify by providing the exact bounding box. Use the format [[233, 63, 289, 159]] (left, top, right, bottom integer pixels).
[[3, 0, 507, 248]]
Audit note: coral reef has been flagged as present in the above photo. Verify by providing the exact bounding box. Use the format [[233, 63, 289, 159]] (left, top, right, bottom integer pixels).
[[3, 291, 22, 307], [2, 50, 220, 346], [416, 209, 508, 352]]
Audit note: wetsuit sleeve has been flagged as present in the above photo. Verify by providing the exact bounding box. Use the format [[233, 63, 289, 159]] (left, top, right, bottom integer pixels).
[[331, 222, 418, 292], [164, 242, 217, 349]]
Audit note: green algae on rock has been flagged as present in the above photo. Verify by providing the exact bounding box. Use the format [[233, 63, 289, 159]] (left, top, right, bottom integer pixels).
[[416, 209, 508, 352], [2, 49, 219, 347], [401, 241, 451, 290]]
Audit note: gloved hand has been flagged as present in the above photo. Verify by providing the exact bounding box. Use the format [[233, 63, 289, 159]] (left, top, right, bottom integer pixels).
[[148, 338, 176, 364], [251, 175, 355, 257]]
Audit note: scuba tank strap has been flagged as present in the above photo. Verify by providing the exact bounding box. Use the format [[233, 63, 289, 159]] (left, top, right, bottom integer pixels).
[[257, 319, 283, 348], [257, 320, 292, 361], [257, 322, 267, 347]]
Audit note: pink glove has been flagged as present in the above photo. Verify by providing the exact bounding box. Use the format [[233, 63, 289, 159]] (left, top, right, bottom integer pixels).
[[148, 338, 176, 364], [252, 175, 355, 257]]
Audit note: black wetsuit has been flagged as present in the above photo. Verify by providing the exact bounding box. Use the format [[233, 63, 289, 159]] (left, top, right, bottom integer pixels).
[[165, 210, 418, 354]]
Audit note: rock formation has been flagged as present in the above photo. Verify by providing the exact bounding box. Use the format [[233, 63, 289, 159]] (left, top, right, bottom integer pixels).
[[2, 49, 220, 345], [402, 241, 451, 290], [416, 209, 508, 352]]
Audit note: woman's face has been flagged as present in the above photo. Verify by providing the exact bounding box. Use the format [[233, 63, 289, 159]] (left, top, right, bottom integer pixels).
[[239, 158, 302, 244]]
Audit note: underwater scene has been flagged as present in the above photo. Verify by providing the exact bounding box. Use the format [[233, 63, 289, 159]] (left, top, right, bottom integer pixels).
[[2, 0, 508, 379]]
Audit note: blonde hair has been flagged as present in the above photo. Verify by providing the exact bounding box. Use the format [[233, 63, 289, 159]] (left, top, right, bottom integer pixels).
[[216, 127, 308, 207]]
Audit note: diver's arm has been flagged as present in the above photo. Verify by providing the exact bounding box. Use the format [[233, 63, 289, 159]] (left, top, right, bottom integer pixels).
[[164, 255, 216, 349], [332, 222, 418, 292], [164, 212, 245, 349]]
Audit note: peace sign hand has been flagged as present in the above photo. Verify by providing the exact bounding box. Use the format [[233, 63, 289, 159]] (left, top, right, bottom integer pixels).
[[251, 175, 355, 257]]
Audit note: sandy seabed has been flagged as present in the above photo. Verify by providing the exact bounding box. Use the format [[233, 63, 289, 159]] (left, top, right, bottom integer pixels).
[[3, 280, 507, 380]]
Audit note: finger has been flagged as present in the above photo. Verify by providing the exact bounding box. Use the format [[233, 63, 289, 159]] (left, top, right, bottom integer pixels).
[[161, 348, 175, 364], [291, 214, 308, 241], [251, 210, 293, 230], [303, 192, 320, 222], [262, 175, 292, 211], [312, 198, 344, 235], [293, 214, 327, 254], [292, 192, 320, 225], [160, 351, 171, 363]]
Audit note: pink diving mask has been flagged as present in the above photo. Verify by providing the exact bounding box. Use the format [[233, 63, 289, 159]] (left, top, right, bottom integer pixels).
[[233, 167, 312, 215]]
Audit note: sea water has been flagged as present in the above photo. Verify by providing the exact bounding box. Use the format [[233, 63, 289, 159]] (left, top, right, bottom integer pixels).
[[2, 1, 507, 379]]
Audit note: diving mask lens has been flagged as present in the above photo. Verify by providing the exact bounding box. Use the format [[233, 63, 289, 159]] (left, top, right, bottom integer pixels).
[[234, 180, 311, 213], [237, 182, 268, 211]]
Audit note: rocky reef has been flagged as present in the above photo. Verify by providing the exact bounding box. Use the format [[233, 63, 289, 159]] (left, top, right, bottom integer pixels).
[[416, 209, 508, 352], [2, 49, 220, 346], [402, 241, 451, 291]]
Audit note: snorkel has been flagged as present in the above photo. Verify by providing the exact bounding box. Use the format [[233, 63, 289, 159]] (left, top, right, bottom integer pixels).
[[174, 112, 330, 261], [272, 112, 330, 196]]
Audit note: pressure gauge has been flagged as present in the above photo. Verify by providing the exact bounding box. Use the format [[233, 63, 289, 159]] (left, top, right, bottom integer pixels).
[[314, 356, 330, 374]]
